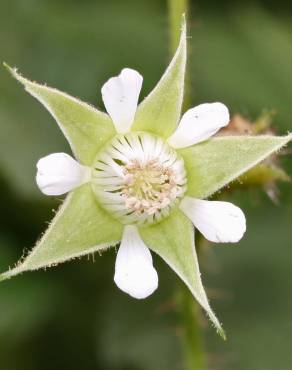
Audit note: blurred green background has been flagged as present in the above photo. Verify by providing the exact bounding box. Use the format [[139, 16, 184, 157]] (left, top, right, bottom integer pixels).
[[0, 0, 292, 369]]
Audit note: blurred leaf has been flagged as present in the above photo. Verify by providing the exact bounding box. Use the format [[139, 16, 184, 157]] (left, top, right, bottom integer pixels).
[[97, 284, 181, 370], [192, 5, 292, 134], [238, 163, 290, 187]]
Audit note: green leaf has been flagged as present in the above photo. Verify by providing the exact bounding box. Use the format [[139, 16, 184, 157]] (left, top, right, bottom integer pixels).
[[179, 135, 292, 199], [0, 185, 123, 281], [132, 19, 186, 138], [139, 209, 225, 338], [4, 63, 116, 166]]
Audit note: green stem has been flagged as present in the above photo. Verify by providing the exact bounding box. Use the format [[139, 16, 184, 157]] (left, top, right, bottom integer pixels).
[[168, 0, 189, 53], [167, 0, 191, 109], [178, 285, 205, 370], [167, 1, 206, 370]]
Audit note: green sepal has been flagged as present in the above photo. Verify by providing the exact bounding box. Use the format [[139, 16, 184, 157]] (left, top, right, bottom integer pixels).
[[139, 209, 225, 339], [0, 185, 123, 281], [179, 135, 292, 199], [4, 63, 116, 166], [132, 19, 186, 138]]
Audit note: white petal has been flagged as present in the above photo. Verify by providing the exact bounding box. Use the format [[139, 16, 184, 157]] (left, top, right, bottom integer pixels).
[[101, 68, 143, 134], [114, 225, 158, 299], [180, 197, 246, 243], [36, 153, 90, 196], [167, 102, 230, 148]]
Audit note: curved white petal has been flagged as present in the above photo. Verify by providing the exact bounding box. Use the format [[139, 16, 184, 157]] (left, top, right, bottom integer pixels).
[[101, 68, 143, 134], [114, 225, 158, 299], [36, 153, 90, 196], [180, 197, 246, 243], [167, 102, 230, 149]]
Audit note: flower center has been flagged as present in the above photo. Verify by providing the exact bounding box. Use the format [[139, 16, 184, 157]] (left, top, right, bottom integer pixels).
[[92, 132, 187, 225]]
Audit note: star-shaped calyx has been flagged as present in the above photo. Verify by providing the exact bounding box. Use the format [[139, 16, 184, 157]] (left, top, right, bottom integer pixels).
[[1, 20, 291, 338]]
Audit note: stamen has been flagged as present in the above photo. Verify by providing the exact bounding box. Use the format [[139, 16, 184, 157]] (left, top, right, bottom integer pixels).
[[92, 133, 187, 225]]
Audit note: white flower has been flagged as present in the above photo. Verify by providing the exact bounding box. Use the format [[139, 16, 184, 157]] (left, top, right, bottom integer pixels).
[[35, 68, 246, 299]]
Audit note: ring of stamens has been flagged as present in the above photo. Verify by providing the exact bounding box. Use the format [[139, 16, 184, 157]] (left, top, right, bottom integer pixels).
[[92, 132, 187, 225]]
